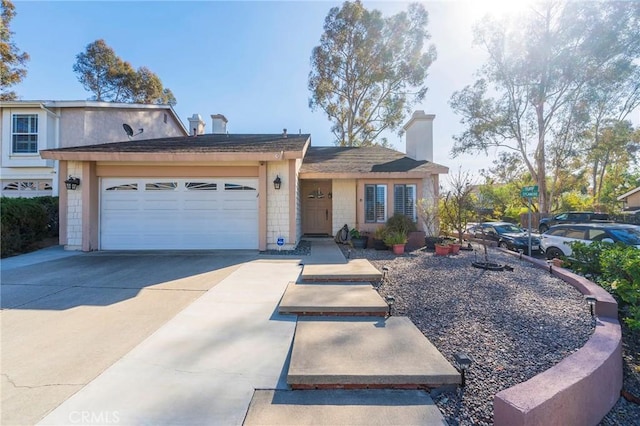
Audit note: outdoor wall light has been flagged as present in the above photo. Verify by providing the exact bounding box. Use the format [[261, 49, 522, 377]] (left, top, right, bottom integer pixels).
[[273, 175, 282, 190], [454, 352, 473, 387], [585, 295, 597, 317], [385, 295, 395, 317], [64, 176, 80, 190]]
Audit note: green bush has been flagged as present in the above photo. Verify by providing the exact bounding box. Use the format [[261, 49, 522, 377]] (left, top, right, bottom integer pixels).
[[386, 213, 417, 235], [1, 196, 58, 258], [565, 241, 640, 330]]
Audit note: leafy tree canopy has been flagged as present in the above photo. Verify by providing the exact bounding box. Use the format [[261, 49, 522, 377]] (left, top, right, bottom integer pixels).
[[450, 1, 640, 213], [73, 39, 176, 105], [0, 0, 29, 101], [308, 0, 436, 146]]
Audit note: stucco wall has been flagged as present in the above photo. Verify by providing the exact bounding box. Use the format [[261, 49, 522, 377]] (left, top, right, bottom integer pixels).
[[59, 108, 185, 148], [332, 179, 356, 235], [266, 161, 293, 250], [65, 161, 83, 250]]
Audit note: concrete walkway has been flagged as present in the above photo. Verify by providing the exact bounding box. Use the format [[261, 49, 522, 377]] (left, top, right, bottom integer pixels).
[[303, 238, 348, 265], [38, 259, 302, 426]]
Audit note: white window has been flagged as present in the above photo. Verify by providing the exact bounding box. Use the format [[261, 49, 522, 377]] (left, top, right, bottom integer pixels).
[[12, 114, 39, 154], [2, 180, 52, 197], [145, 182, 177, 191], [105, 183, 138, 191], [225, 183, 256, 191], [394, 184, 417, 221], [185, 182, 217, 190], [365, 184, 387, 223]]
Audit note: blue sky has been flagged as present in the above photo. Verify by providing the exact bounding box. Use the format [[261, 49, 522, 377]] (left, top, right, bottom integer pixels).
[[8, 1, 542, 177]]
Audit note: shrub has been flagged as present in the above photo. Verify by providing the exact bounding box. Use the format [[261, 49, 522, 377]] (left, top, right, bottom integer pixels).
[[1, 196, 58, 258], [386, 213, 417, 235], [383, 231, 407, 246], [565, 241, 640, 330]]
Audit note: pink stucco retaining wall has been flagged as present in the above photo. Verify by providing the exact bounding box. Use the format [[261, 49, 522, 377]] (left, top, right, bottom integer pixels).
[[493, 248, 623, 426]]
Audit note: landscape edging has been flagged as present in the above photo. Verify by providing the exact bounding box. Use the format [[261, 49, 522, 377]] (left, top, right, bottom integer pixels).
[[492, 248, 622, 426]]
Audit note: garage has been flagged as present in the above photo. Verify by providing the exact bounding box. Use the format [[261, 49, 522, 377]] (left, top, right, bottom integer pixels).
[[100, 177, 259, 250]]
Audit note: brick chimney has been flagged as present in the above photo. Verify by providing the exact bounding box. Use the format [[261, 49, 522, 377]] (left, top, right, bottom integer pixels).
[[211, 114, 228, 134], [188, 114, 205, 136], [403, 111, 435, 162]]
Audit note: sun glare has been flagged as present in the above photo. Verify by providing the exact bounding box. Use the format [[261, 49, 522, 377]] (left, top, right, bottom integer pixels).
[[461, 0, 535, 22]]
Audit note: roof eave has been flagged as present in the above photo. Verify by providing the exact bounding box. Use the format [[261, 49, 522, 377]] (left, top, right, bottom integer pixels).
[[40, 149, 305, 162], [617, 186, 640, 201], [299, 169, 448, 180]]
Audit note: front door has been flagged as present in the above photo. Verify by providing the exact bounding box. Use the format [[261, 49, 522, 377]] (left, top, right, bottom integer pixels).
[[302, 180, 332, 235]]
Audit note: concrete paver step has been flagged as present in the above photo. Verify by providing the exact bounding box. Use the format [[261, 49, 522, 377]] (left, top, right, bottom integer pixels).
[[300, 259, 382, 282], [287, 317, 460, 389], [278, 282, 388, 316], [243, 389, 447, 425]]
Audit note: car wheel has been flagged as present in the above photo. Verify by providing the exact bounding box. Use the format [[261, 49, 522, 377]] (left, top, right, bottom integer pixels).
[[499, 241, 509, 249], [539, 224, 549, 233], [546, 247, 563, 260]]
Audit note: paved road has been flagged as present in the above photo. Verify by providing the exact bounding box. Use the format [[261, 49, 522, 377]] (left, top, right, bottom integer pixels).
[[1, 249, 258, 425]]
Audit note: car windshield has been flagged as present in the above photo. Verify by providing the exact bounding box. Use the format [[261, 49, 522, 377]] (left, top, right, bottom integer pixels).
[[608, 227, 640, 245], [495, 224, 523, 234]]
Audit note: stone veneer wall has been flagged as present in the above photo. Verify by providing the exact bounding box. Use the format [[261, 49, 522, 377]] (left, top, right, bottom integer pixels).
[[295, 159, 302, 244], [266, 161, 293, 250], [332, 179, 356, 235], [65, 161, 83, 250]]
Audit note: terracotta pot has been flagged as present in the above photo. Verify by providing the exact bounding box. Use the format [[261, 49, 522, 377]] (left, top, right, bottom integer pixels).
[[450, 243, 461, 255], [392, 244, 405, 255], [435, 244, 450, 256]]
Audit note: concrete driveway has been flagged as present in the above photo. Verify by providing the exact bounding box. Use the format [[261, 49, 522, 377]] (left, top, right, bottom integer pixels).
[[1, 248, 260, 425]]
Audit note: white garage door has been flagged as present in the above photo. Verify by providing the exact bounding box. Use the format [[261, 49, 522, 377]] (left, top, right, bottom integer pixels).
[[101, 178, 259, 250]]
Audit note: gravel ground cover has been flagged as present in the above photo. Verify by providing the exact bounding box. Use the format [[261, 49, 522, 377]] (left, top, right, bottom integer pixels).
[[338, 243, 637, 425]]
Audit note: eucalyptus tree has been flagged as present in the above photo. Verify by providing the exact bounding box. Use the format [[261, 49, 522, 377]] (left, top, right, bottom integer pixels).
[[0, 0, 29, 100], [73, 39, 176, 105], [450, 1, 640, 213], [309, 1, 436, 146]]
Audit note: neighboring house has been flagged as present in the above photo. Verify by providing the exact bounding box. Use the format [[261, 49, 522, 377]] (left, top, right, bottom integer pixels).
[[617, 186, 640, 211], [40, 111, 448, 252], [0, 100, 188, 197]]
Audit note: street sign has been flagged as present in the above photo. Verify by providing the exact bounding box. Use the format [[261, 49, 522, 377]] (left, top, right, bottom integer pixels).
[[277, 237, 285, 246], [521, 185, 539, 198]]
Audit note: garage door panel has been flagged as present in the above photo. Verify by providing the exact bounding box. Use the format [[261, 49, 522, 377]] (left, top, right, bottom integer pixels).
[[101, 178, 258, 250]]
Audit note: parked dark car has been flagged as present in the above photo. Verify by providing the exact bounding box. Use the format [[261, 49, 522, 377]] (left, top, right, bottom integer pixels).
[[541, 223, 640, 259], [471, 222, 541, 253], [538, 211, 610, 233]]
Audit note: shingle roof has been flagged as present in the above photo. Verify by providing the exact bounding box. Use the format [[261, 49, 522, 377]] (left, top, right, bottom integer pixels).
[[299, 146, 448, 175], [43, 133, 310, 154]]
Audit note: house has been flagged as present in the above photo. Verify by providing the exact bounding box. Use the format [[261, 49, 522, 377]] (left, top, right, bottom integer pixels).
[[0, 100, 188, 197], [617, 186, 640, 211], [40, 111, 448, 251]]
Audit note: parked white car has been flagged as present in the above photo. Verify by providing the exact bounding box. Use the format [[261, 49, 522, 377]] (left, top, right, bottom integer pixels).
[[540, 223, 640, 259]]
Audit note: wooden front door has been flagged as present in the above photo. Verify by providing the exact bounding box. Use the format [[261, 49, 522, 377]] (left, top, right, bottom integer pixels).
[[302, 180, 332, 235]]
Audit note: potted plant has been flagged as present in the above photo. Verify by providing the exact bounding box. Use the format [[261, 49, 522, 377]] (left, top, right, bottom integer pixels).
[[372, 226, 388, 250], [350, 228, 368, 249], [384, 231, 407, 255], [450, 242, 461, 254], [435, 242, 450, 256]]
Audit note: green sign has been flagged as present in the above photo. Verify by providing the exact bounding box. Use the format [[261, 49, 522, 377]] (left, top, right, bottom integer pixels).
[[521, 185, 539, 198]]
